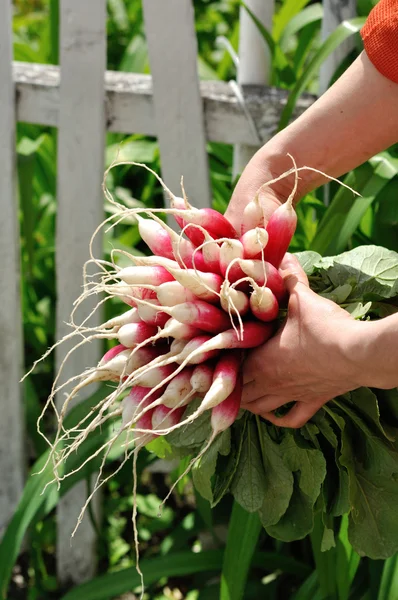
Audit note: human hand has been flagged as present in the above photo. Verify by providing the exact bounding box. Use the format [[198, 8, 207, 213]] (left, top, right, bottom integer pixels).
[[241, 254, 364, 428], [225, 150, 298, 234]]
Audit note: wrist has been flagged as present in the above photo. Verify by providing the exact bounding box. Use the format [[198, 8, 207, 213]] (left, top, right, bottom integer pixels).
[[253, 135, 329, 202], [346, 318, 398, 390]]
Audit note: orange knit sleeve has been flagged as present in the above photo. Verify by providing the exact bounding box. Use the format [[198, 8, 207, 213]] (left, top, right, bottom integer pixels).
[[361, 0, 398, 83]]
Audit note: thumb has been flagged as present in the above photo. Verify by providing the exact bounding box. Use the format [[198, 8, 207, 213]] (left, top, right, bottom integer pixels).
[[280, 253, 309, 294]]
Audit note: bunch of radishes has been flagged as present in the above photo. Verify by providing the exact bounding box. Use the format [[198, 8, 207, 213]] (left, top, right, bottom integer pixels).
[[81, 169, 297, 449]]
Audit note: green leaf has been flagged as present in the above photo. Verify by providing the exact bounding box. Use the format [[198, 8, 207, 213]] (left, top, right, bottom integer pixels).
[[344, 301, 372, 319], [280, 432, 327, 500], [108, 0, 129, 32], [278, 18, 365, 130], [340, 426, 398, 559], [106, 138, 158, 167], [273, 0, 312, 41], [257, 422, 294, 527], [377, 554, 398, 600], [295, 250, 322, 275], [323, 245, 398, 300], [279, 3, 323, 52], [265, 433, 326, 541], [231, 420, 267, 513], [167, 399, 212, 449], [220, 502, 262, 600], [291, 571, 320, 600], [212, 416, 247, 507], [349, 388, 396, 442], [310, 163, 374, 256], [192, 430, 230, 502], [265, 475, 316, 541], [336, 515, 361, 600], [61, 550, 224, 600]]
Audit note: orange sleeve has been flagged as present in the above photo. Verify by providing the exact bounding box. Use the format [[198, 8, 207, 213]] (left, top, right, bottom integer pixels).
[[361, 0, 398, 84]]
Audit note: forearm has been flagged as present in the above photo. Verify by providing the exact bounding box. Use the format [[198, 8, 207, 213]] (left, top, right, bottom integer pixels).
[[353, 313, 398, 390], [227, 51, 398, 227]]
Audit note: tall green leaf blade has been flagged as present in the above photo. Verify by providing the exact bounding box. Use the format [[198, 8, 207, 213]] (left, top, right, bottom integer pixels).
[[336, 515, 360, 600], [273, 0, 312, 41], [280, 3, 323, 52], [377, 554, 398, 600], [278, 18, 365, 131], [61, 550, 224, 600], [220, 501, 262, 600], [0, 389, 112, 597], [310, 164, 374, 255]]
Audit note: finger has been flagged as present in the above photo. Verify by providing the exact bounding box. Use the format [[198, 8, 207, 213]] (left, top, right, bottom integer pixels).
[[241, 379, 265, 403], [242, 395, 287, 415], [280, 253, 309, 292], [262, 401, 319, 429]]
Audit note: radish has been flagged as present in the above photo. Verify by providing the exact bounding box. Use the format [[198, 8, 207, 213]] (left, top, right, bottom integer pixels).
[[98, 344, 127, 366], [137, 300, 170, 328], [125, 297, 231, 335], [158, 367, 195, 408], [156, 281, 197, 306], [169, 301, 231, 334], [102, 308, 142, 330], [220, 281, 249, 317], [200, 351, 241, 410], [122, 386, 162, 427], [132, 322, 273, 434], [134, 363, 177, 387], [211, 375, 242, 433], [152, 405, 185, 432], [159, 266, 223, 303], [250, 283, 279, 322], [238, 259, 286, 302], [135, 214, 175, 260], [240, 227, 269, 258], [116, 322, 158, 347], [118, 265, 175, 286], [190, 363, 214, 394], [220, 239, 245, 283], [241, 196, 264, 235], [169, 199, 238, 244], [262, 198, 297, 268], [261, 161, 298, 268], [196, 231, 221, 274], [140, 211, 209, 272], [109, 283, 157, 307]]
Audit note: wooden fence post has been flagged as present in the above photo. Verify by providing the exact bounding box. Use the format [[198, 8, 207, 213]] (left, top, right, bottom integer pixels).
[[142, 0, 211, 209], [55, 0, 106, 584], [319, 0, 357, 94], [233, 0, 274, 177], [0, 0, 25, 539]]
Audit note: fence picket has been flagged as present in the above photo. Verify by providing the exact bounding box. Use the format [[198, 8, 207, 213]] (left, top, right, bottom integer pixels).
[[142, 0, 211, 208], [233, 0, 274, 176], [0, 0, 25, 538], [55, 0, 106, 584]]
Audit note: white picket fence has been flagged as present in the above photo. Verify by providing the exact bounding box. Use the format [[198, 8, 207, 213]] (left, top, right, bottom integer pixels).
[[0, 0, 356, 586]]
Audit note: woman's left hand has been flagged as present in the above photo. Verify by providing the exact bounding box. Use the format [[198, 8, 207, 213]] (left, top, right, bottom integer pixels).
[[241, 254, 364, 428]]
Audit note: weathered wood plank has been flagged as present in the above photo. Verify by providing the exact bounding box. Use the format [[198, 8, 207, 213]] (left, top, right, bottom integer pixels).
[[142, 0, 211, 207], [319, 0, 357, 94], [0, 0, 25, 538], [14, 62, 316, 144], [233, 0, 275, 175], [55, 0, 106, 584]]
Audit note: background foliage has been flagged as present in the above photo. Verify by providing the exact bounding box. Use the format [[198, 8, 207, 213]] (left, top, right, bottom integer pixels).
[[5, 0, 398, 598]]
